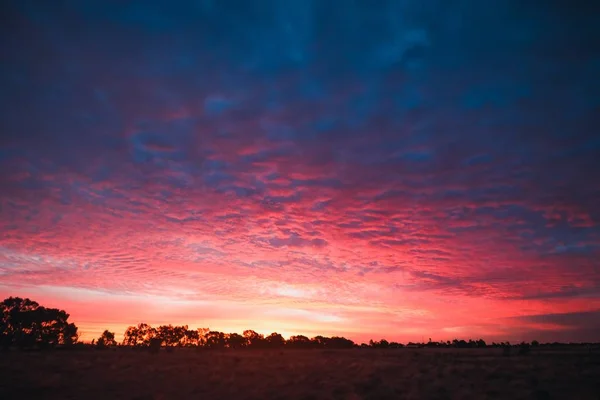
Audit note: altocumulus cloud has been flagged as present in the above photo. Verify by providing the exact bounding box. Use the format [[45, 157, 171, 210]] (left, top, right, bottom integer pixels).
[[0, 0, 599, 342]]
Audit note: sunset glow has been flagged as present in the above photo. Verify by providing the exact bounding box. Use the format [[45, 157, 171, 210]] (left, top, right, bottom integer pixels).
[[1, 1, 599, 344]]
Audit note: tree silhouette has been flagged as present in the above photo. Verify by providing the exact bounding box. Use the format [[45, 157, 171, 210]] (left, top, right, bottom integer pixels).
[[138, 323, 156, 346], [0, 297, 78, 349], [312, 335, 328, 348], [287, 335, 312, 348], [157, 325, 186, 347], [156, 325, 173, 347], [123, 325, 140, 347], [195, 328, 209, 346], [266, 332, 285, 348], [172, 325, 188, 347], [205, 331, 227, 349], [328, 336, 355, 348], [96, 330, 117, 348], [243, 330, 265, 348], [227, 333, 246, 349], [123, 323, 156, 347], [183, 328, 199, 347], [369, 339, 389, 349]]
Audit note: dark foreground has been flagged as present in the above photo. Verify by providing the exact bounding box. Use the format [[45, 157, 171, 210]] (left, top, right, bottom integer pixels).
[[1, 348, 599, 399]]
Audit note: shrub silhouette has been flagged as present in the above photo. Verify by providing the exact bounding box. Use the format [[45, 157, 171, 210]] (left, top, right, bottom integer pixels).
[[96, 330, 117, 348], [518, 342, 531, 355], [149, 338, 162, 354], [369, 339, 389, 349]]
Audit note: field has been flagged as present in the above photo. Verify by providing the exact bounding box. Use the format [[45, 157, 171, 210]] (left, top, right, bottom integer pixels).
[[1, 348, 599, 399]]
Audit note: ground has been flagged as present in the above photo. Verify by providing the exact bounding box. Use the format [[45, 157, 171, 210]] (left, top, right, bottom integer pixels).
[[1, 348, 599, 399]]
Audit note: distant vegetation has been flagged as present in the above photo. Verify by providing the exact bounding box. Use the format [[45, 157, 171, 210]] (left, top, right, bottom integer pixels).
[[2, 297, 595, 351], [117, 323, 355, 350]]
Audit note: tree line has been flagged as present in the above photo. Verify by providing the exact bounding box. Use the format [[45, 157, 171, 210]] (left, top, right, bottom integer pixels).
[[3, 297, 592, 351], [105, 322, 355, 350]]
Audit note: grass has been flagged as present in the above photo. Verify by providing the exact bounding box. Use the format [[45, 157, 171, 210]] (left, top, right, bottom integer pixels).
[[0, 347, 599, 399]]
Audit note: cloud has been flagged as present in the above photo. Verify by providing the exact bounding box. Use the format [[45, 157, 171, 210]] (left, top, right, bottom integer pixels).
[[0, 0, 599, 342], [513, 310, 600, 328], [269, 234, 328, 249], [506, 310, 600, 343]]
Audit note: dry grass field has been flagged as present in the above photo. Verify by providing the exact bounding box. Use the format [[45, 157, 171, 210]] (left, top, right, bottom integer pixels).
[[1, 348, 599, 399]]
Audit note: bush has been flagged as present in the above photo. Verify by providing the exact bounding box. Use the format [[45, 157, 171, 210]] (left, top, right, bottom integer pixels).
[[149, 338, 162, 354], [518, 342, 531, 355]]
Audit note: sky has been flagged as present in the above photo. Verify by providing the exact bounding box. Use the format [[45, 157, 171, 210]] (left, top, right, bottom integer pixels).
[[1, 0, 599, 344]]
